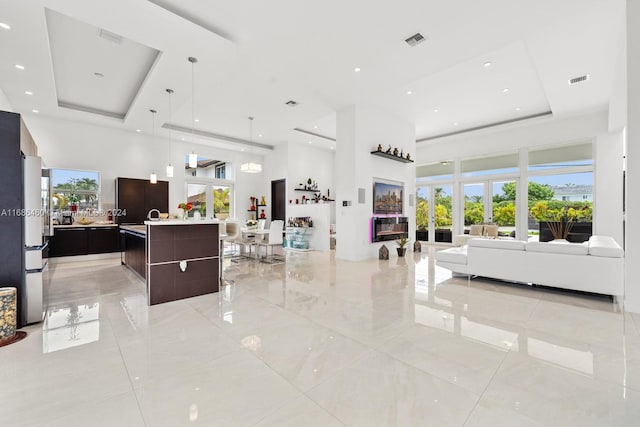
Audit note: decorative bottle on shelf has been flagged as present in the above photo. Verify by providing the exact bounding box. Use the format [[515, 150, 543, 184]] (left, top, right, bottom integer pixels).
[[260, 209, 266, 219], [250, 196, 256, 211]]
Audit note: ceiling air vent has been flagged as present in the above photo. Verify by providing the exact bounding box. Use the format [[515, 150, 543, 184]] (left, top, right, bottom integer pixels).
[[405, 32, 426, 47], [97, 28, 123, 44], [285, 100, 299, 107], [568, 74, 589, 85]]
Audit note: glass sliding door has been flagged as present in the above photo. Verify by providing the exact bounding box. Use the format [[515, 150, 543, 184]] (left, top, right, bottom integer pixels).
[[463, 183, 485, 229], [491, 180, 516, 237], [415, 184, 453, 244]]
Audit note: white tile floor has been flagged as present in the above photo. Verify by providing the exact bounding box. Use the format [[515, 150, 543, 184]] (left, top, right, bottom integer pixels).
[[2, 247, 639, 426]]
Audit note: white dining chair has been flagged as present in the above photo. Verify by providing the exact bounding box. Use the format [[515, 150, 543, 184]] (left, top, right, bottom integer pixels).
[[256, 220, 284, 263]]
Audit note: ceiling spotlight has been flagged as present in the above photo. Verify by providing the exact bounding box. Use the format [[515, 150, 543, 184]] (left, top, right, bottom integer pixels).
[[136, 129, 141, 133], [453, 122, 458, 126], [194, 118, 199, 122], [15, 64, 25, 70], [407, 90, 413, 95], [308, 141, 313, 144], [0, 23, 11, 30], [441, 161, 449, 166], [433, 109, 439, 113], [32, 109, 39, 113], [25, 91, 33, 95], [354, 67, 361, 72], [515, 107, 521, 111], [484, 61, 492, 68], [313, 125, 318, 129], [94, 72, 104, 78], [502, 88, 510, 93], [258, 134, 263, 137]]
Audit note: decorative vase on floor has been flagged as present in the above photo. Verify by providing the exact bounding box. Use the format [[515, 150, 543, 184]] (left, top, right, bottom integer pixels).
[[0, 287, 17, 345]]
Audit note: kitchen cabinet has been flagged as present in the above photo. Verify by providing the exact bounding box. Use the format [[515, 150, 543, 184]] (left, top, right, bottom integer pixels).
[[87, 227, 120, 254], [123, 231, 146, 278], [50, 228, 88, 257], [50, 226, 120, 257], [116, 177, 169, 224]]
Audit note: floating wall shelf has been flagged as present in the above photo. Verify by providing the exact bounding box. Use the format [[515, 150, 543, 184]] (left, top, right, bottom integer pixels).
[[370, 150, 414, 163]]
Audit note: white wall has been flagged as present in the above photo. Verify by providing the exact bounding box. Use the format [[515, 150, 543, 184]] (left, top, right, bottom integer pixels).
[[0, 88, 13, 112], [21, 113, 263, 221], [625, 0, 640, 313], [417, 111, 609, 161], [335, 104, 416, 260], [594, 131, 624, 245]]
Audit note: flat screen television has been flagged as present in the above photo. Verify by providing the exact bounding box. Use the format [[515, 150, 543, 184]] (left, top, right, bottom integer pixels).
[[373, 181, 403, 215]]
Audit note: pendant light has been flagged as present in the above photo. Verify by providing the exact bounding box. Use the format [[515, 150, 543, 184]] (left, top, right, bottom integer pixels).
[[149, 109, 158, 184], [240, 116, 262, 173], [165, 88, 174, 178], [188, 56, 198, 169]]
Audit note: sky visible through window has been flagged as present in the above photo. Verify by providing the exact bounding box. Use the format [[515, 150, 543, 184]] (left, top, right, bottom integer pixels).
[[52, 169, 99, 188]]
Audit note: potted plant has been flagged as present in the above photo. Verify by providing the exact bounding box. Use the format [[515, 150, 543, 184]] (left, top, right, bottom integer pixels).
[[395, 236, 409, 257], [246, 219, 258, 230], [67, 193, 80, 212]]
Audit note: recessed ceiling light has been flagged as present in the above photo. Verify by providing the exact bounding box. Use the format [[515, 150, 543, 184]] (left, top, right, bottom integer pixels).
[[453, 122, 458, 126], [433, 109, 439, 113], [407, 90, 412, 95], [441, 161, 449, 166], [258, 134, 263, 137], [93, 72, 104, 78], [32, 109, 39, 113], [241, 148, 246, 152], [0, 23, 11, 30], [354, 67, 361, 72], [515, 107, 521, 111], [15, 64, 25, 70], [136, 129, 141, 133], [502, 88, 510, 93], [194, 119, 199, 122], [308, 141, 313, 144], [25, 91, 33, 95], [313, 125, 318, 129], [181, 137, 185, 141], [484, 61, 492, 67]]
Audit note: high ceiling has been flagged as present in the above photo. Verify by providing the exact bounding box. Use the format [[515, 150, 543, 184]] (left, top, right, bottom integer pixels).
[[0, 0, 626, 154]]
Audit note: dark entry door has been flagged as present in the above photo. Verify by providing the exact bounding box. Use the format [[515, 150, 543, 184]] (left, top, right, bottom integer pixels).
[[271, 179, 286, 221]]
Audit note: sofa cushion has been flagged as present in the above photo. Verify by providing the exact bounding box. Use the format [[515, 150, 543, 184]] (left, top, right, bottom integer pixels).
[[588, 236, 624, 258], [484, 224, 499, 238], [468, 238, 526, 250], [526, 240, 589, 255], [469, 225, 484, 236], [435, 246, 468, 264]]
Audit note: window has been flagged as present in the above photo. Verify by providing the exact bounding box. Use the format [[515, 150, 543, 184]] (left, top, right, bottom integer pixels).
[[51, 169, 100, 213], [215, 164, 226, 179], [527, 142, 594, 240]]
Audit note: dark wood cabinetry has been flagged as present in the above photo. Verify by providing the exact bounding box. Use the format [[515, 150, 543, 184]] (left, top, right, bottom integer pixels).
[[123, 231, 146, 278], [50, 226, 120, 257], [87, 227, 120, 254], [116, 177, 169, 224]]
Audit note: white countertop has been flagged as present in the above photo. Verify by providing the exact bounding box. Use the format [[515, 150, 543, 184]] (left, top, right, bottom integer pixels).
[[143, 219, 221, 226]]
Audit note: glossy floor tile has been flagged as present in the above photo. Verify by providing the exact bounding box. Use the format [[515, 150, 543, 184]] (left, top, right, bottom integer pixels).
[[0, 247, 637, 426]]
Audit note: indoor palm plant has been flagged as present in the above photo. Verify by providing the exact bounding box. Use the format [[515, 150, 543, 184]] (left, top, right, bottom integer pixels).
[[395, 236, 409, 257]]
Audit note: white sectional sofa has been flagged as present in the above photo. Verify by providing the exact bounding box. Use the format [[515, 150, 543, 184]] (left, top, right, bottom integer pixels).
[[435, 235, 624, 296]]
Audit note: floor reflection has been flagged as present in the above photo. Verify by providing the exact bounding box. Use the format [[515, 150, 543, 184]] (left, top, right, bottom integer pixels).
[[43, 302, 100, 353]]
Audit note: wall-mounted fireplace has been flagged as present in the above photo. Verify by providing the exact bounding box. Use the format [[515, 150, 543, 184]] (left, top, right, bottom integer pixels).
[[371, 217, 408, 242]]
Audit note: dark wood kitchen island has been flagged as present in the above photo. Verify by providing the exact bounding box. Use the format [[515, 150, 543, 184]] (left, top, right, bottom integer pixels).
[[120, 220, 220, 305]]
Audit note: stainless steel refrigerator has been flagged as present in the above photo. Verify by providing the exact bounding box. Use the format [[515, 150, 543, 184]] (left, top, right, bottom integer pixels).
[[23, 155, 47, 324]]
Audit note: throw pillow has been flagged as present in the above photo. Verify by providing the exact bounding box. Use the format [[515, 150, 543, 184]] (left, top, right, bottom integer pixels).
[[469, 224, 484, 236]]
